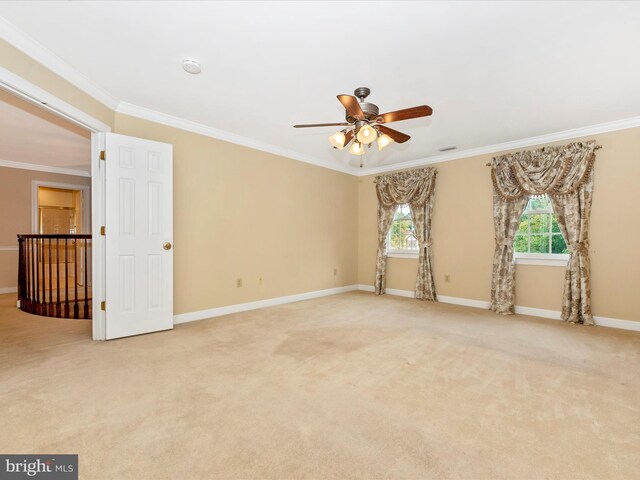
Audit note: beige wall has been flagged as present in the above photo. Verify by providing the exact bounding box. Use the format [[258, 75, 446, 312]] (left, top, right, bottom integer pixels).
[[0, 167, 91, 289], [114, 114, 359, 315], [358, 127, 640, 323], [0, 35, 359, 312]]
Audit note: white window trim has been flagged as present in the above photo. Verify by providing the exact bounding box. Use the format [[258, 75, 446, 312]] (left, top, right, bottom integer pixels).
[[387, 250, 419, 259], [514, 195, 570, 267], [515, 252, 569, 266], [386, 204, 420, 258]]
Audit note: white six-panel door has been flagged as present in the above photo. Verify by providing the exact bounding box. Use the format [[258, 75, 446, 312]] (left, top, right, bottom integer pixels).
[[105, 133, 173, 339]]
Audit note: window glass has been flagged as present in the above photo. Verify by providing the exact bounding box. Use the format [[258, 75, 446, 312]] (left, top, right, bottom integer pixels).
[[388, 204, 419, 252], [514, 195, 568, 255]]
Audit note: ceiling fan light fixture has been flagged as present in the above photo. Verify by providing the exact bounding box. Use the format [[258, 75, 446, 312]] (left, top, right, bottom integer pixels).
[[377, 134, 395, 151], [356, 124, 378, 144], [329, 130, 347, 149], [349, 141, 364, 155]]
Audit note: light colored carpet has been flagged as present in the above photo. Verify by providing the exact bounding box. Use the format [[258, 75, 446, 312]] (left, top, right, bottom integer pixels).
[[1, 291, 639, 479]]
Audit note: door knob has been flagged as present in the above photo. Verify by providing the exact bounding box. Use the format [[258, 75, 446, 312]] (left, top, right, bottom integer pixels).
[[163, 242, 172, 250]]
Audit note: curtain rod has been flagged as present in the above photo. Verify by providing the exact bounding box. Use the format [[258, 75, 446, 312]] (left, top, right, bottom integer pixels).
[[485, 145, 603, 166]]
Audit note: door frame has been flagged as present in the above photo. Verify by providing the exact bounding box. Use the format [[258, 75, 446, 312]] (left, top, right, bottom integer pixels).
[[0, 66, 110, 340]]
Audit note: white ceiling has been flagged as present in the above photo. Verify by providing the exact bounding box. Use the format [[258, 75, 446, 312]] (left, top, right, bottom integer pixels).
[[1, 1, 639, 173], [0, 89, 90, 173]]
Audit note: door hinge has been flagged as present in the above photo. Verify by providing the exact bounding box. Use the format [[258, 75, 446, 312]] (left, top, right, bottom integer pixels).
[[99, 150, 106, 161], [100, 225, 106, 236], [100, 301, 106, 311]]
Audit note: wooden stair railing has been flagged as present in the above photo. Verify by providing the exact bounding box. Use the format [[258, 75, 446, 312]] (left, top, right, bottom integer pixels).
[[17, 234, 92, 319]]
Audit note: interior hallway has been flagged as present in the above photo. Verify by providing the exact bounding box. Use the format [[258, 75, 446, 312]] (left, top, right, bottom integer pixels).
[[0, 292, 639, 479]]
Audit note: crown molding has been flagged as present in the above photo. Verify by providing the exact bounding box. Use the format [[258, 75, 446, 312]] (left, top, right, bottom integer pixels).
[[0, 15, 356, 175], [0, 65, 112, 133], [116, 101, 356, 175], [115, 105, 640, 178], [0, 15, 119, 110], [0, 159, 90, 177], [3, 16, 640, 178], [358, 115, 640, 176]]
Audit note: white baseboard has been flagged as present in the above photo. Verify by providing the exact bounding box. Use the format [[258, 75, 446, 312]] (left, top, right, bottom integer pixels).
[[170, 283, 639, 333], [357, 285, 640, 333], [174, 285, 360, 325], [515, 305, 562, 320], [437, 295, 491, 310], [385, 288, 414, 298], [593, 315, 640, 331], [0, 287, 17, 294], [358, 285, 415, 298]]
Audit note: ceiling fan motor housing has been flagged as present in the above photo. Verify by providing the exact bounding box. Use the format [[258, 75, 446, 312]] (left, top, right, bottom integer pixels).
[[345, 87, 380, 123], [346, 104, 379, 124], [359, 102, 379, 120]]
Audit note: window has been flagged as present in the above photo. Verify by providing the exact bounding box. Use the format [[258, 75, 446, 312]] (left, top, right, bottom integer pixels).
[[514, 195, 569, 265], [387, 204, 419, 256]]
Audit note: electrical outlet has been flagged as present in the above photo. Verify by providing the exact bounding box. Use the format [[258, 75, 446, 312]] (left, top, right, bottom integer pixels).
[[236, 278, 243, 288], [258, 276, 263, 285], [333, 268, 338, 276], [445, 274, 450, 283]]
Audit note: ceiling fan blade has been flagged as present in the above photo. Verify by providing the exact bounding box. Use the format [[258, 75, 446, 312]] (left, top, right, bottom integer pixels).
[[293, 122, 350, 128], [377, 125, 411, 143], [344, 129, 354, 145], [376, 105, 433, 124], [337, 95, 365, 121]]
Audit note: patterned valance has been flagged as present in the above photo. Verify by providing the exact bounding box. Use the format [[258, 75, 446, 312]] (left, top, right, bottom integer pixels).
[[375, 167, 437, 207], [491, 141, 598, 200]]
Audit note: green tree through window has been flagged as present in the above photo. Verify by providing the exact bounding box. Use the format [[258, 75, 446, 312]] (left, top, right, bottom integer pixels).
[[388, 204, 418, 252], [514, 195, 568, 255]]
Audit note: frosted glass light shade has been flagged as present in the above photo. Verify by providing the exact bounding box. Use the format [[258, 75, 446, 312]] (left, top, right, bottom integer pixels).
[[328, 131, 346, 149], [377, 134, 394, 151], [356, 124, 378, 144], [349, 141, 364, 155]]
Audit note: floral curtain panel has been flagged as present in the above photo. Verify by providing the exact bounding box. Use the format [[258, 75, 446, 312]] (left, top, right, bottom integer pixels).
[[490, 140, 598, 324], [374, 203, 396, 295], [490, 195, 529, 314], [374, 167, 437, 300]]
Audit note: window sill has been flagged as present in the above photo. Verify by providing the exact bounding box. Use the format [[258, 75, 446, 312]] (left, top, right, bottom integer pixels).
[[515, 254, 569, 267], [387, 251, 419, 259]]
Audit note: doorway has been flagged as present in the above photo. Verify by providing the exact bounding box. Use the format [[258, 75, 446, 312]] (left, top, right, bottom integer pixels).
[[33, 183, 91, 235], [0, 67, 108, 338], [2, 68, 175, 341], [19, 183, 94, 319]]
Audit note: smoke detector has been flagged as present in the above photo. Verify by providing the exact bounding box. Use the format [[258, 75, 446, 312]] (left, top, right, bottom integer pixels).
[[182, 58, 201, 75]]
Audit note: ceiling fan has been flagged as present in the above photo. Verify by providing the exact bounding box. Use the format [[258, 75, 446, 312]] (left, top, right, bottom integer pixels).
[[294, 87, 432, 165]]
